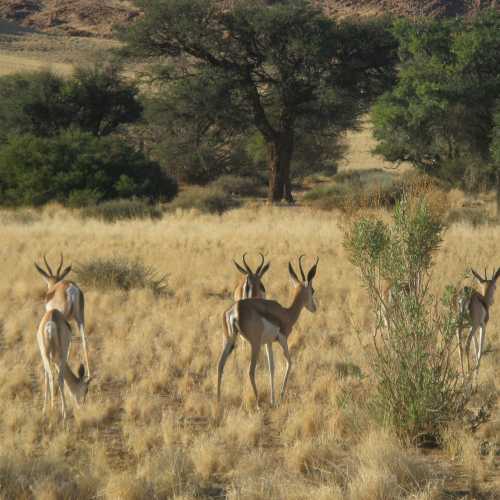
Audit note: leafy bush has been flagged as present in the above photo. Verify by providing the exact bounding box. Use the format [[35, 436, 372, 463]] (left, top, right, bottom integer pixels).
[[76, 257, 168, 296], [0, 130, 178, 207], [344, 196, 469, 440], [0, 65, 142, 143], [168, 187, 241, 214], [210, 175, 264, 197], [80, 199, 163, 222]]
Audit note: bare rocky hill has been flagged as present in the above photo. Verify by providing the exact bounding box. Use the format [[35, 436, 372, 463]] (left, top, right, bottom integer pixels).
[[0, 1, 499, 38]]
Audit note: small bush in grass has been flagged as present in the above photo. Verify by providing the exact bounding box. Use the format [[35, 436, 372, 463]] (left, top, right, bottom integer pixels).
[[344, 195, 469, 441], [76, 257, 168, 296], [447, 207, 493, 227], [210, 175, 264, 197], [80, 199, 163, 222], [168, 187, 241, 214]]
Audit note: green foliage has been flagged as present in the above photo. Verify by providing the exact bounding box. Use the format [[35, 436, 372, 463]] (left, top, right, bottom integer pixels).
[[80, 199, 163, 222], [76, 257, 169, 296], [124, 0, 397, 199], [167, 187, 241, 214], [0, 130, 178, 206], [0, 64, 142, 143], [372, 10, 500, 190], [344, 196, 468, 439]]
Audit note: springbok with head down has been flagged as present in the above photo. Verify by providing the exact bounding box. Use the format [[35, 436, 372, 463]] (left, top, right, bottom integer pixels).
[[34, 254, 89, 376], [218, 256, 318, 407], [233, 253, 270, 300], [37, 309, 92, 419], [457, 267, 500, 375]]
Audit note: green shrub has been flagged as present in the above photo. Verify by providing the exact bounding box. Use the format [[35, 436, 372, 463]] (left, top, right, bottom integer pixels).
[[76, 257, 168, 296], [0, 65, 142, 143], [80, 199, 163, 222], [210, 175, 264, 197], [344, 196, 469, 440], [0, 130, 178, 207], [168, 187, 241, 214]]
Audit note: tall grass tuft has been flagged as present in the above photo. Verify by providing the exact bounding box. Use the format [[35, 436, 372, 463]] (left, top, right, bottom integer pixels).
[[76, 257, 169, 296], [80, 199, 163, 222]]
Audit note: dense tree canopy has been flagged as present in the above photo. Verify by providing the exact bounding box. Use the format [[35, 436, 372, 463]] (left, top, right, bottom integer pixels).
[[124, 0, 397, 202], [372, 10, 500, 192], [0, 64, 142, 143], [0, 130, 178, 206]]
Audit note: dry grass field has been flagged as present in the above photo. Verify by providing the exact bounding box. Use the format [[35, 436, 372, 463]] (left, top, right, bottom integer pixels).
[[0, 203, 498, 499]]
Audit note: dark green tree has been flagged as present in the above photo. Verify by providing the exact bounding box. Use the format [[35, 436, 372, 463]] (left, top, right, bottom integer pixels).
[[0, 64, 142, 143], [123, 0, 397, 202], [372, 10, 500, 193], [0, 130, 177, 206]]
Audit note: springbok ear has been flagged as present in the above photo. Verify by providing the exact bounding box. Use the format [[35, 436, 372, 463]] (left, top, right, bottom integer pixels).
[[233, 260, 248, 275], [78, 364, 85, 379], [59, 265, 72, 281], [288, 262, 301, 286], [34, 263, 50, 280], [494, 267, 500, 281], [307, 258, 319, 282], [258, 262, 270, 278]]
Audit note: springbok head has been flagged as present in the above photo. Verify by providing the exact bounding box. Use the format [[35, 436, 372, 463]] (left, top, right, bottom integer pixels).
[[233, 253, 270, 299], [471, 267, 500, 305], [288, 255, 319, 313], [34, 253, 72, 288]]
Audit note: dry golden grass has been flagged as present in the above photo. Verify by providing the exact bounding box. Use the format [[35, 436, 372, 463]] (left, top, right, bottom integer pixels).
[[0, 203, 498, 498]]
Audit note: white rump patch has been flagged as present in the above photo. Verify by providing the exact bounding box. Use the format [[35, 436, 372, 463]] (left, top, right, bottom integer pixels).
[[67, 284, 79, 307]]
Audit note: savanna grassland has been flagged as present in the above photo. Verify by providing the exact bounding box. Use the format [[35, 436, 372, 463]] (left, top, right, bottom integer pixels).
[[0, 203, 498, 499]]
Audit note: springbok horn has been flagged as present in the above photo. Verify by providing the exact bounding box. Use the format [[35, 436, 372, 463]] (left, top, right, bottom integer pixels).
[[242, 253, 253, 274], [256, 253, 265, 275], [298, 255, 306, 282], [471, 268, 485, 283], [43, 255, 54, 277], [56, 253, 64, 278]]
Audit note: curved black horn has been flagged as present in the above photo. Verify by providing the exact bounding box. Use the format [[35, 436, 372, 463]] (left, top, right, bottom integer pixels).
[[56, 253, 64, 278], [471, 268, 485, 283], [494, 267, 500, 281], [242, 253, 253, 274], [43, 255, 53, 277], [298, 255, 306, 282], [256, 253, 265, 275], [307, 257, 319, 282]]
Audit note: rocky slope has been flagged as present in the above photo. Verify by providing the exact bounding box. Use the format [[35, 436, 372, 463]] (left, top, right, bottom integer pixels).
[[0, 1, 499, 38]]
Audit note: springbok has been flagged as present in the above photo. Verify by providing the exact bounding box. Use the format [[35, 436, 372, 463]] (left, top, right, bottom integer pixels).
[[457, 267, 500, 375], [34, 254, 89, 376], [233, 253, 270, 301], [218, 255, 318, 407], [37, 309, 92, 419]]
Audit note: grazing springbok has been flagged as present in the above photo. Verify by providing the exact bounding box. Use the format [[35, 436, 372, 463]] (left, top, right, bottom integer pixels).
[[233, 253, 270, 300], [218, 256, 318, 407], [457, 267, 500, 376], [37, 309, 91, 419], [34, 254, 89, 376]]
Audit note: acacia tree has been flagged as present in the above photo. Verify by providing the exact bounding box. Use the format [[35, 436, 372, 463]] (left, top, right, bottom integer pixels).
[[372, 10, 500, 195], [124, 0, 397, 202]]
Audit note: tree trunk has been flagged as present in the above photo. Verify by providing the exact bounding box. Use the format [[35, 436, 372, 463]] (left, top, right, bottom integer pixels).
[[267, 131, 294, 203]]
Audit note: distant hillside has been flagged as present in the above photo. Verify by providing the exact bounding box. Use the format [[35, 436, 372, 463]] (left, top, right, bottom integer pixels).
[[1, 1, 499, 38], [0, 0, 140, 37]]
